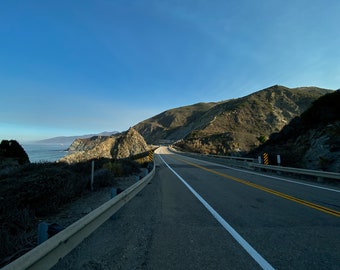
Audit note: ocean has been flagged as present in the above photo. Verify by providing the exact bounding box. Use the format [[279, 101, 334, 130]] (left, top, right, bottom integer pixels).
[[22, 143, 69, 163]]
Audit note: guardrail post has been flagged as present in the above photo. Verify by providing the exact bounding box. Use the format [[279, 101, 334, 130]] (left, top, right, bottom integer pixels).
[[91, 160, 94, 191], [37, 222, 49, 244], [317, 176, 324, 183], [111, 188, 117, 199], [277, 155, 281, 166], [147, 162, 153, 172], [139, 168, 148, 178], [258, 156, 262, 164], [110, 188, 118, 220], [38, 222, 64, 244]]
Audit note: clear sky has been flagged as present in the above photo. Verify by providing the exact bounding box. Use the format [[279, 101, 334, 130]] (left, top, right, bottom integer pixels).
[[1, 0, 339, 142]]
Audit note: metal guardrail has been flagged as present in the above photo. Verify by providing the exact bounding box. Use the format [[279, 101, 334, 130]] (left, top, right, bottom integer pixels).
[[2, 163, 155, 270], [204, 154, 339, 181], [170, 147, 340, 181], [205, 154, 256, 162], [248, 163, 340, 181], [170, 146, 256, 162]]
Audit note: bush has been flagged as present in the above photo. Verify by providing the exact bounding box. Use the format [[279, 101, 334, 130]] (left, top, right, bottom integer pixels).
[[0, 158, 143, 266], [102, 160, 140, 177], [257, 135, 268, 144]]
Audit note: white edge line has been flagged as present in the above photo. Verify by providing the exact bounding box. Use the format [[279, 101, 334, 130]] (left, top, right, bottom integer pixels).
[[175, 152, 340, 193], [158, 154, 275, 270]]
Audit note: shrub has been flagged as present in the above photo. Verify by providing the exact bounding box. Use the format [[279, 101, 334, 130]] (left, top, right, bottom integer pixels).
[[257, 135, 268, 144]]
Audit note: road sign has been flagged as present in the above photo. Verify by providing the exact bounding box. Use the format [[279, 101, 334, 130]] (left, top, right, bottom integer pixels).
[[263, 153, 269, 165], [148, 150, 154, 161]]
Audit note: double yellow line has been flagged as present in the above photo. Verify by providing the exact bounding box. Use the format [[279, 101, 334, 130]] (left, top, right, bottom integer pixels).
[[174, 156, 340, 218]]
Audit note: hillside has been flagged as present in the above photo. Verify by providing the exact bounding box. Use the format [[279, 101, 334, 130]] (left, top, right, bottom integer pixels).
[[248, 90, 340, 172], [134, 102, 219, 143], [134, 85, 332, 154]]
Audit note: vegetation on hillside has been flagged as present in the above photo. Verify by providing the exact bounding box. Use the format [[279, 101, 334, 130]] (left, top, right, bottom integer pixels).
[[135, 85, 331, 155], [249, 90, 340, 171], [0, 149, 152, 267]]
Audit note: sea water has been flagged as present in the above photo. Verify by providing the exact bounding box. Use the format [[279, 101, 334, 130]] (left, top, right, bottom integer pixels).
[[22, 143, 69, 163]]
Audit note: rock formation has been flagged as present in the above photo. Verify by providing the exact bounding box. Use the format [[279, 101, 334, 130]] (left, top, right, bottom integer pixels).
[[0, 140, 30, 165], [248, 90, 340, 172], [59, 128, 149, 163]]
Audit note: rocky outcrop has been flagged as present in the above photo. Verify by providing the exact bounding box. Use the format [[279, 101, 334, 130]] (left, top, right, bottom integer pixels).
[[249, 90, 340, 172], [59, 128, 149, 164], [111, 127, 149, 159], [302, 124, 340, 172], [68, 136, 111, 152], [0, 140, 30, 165]]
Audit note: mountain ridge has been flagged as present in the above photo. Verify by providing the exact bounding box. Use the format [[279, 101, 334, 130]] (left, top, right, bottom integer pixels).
[[134, 85, 332, 155], [35, 131, 118, 145], [33, 85, 335, 169]]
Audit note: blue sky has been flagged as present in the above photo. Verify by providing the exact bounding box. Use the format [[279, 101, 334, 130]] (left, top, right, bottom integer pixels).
[[1, 0, 339, 142]]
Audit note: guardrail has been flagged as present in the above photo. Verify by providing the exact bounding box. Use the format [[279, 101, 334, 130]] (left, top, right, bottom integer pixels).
[[170, 147, 340, 182], [169, 146, 256, 162], [248, 163, 340, 181], [2, 162, 155, 270], [205, 154, 256, 162]]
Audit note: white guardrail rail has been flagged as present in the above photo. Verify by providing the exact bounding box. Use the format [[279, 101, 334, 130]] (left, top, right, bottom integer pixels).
[[207, 154, 340, 181], [247, 163, 340, 181], [170, 147, 340, 182], [2, 162, 155, 270]]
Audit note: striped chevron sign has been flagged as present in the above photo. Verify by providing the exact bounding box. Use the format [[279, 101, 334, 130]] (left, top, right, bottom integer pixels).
[[148, 151, 154, 161], [263, 153, 269, 165]]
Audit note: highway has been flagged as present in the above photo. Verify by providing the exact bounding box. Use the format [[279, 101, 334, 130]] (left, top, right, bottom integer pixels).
[[54, 146, 340, 270]]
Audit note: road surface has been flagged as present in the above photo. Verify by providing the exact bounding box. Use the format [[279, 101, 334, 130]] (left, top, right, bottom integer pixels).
[[53, 146, 340, 270]]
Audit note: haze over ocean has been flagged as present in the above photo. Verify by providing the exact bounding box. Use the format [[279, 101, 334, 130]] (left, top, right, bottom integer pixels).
[[22, 143, 69, 163]]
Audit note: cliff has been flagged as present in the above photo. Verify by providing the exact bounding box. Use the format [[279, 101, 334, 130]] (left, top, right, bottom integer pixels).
[[59, 128, 149, 163], [248, 90, 340, 172]]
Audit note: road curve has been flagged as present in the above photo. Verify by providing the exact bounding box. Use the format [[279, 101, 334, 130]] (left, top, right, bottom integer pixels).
[[53, 146, 340, 270]]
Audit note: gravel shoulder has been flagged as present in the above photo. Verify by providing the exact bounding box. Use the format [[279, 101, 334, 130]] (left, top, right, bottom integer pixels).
[[51, 173, 160, 270], [44, 177, 137, 229]]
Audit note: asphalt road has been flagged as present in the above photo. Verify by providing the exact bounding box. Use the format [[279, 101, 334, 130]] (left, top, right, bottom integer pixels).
[[54, 146, 340, 270]]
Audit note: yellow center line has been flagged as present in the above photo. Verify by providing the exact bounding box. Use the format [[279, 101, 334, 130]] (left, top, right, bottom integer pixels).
[[172, 156, 340, 218]]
